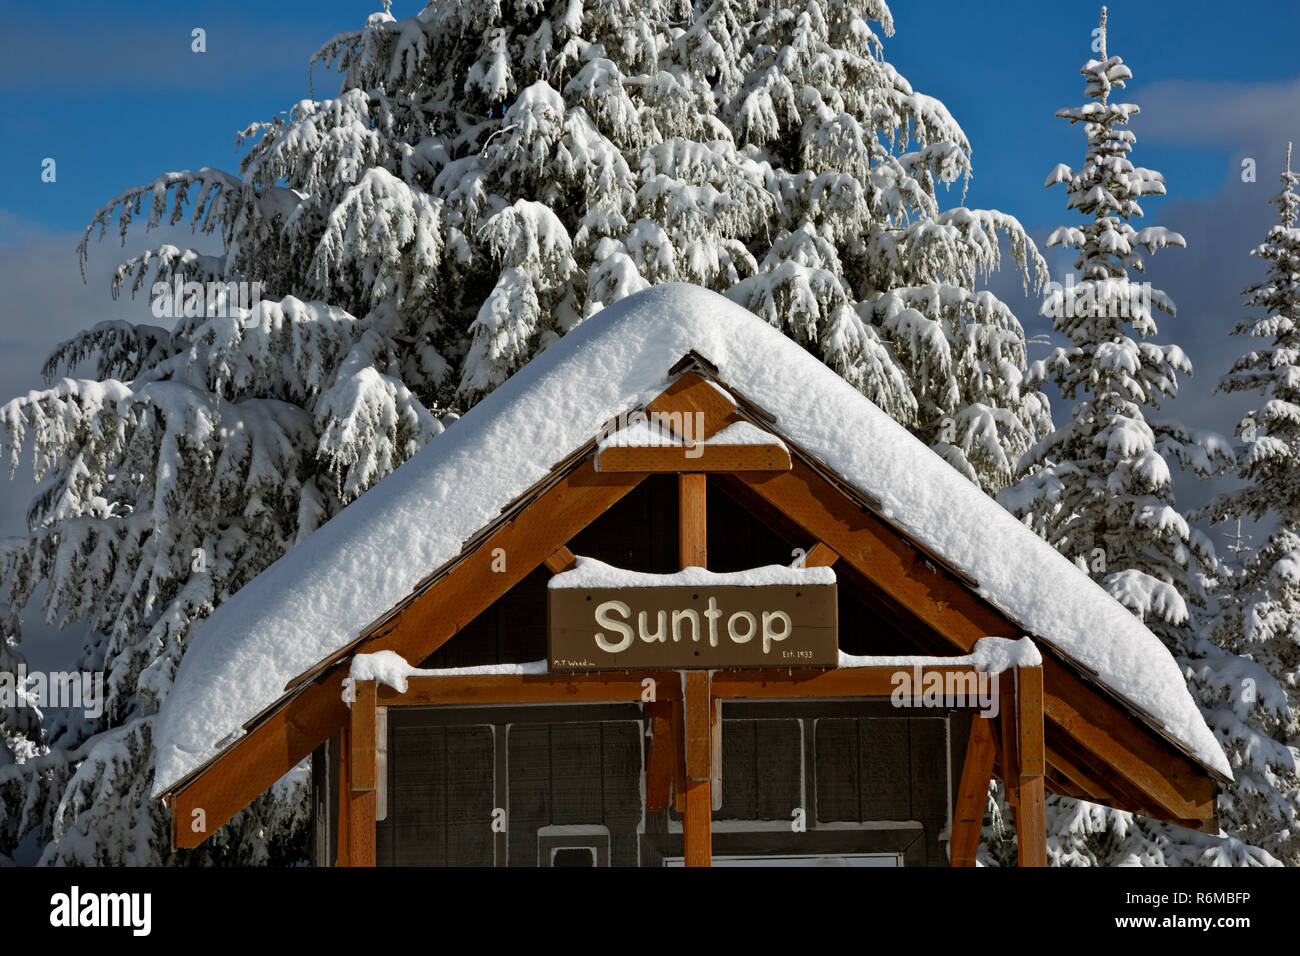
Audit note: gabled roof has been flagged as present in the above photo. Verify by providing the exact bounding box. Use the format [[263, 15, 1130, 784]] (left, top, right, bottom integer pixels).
[[154, 283, 1231, 803]]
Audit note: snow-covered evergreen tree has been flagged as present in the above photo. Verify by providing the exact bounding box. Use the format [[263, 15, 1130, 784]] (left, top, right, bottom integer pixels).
[[999, 8, 1226, 649], [996, 8, 1280, 866], [1194, 143, 1300, 865], [1, 0, 1046, 863], [0, 604, 45, 861]]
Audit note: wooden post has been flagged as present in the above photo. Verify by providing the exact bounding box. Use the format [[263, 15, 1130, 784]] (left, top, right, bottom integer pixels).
[[950, 714, 996, 867], [345, 679, 377, 867], [644, 700, 675, 812], [802, 542, 839, 568], [678, 469, 722, 816], [679, 473, 707, 568], [544, 545, 578, 574], [682, 671, 713, 867], [671, 700, 687, 814], [999, 669, 1019, 815], [711, 698, 723, 813], [1016, 665, 1047, 867], [335, 726, 350, 867]]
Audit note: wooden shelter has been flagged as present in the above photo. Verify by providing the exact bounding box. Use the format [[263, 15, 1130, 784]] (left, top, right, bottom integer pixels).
[[154, 289, 1227, 867]]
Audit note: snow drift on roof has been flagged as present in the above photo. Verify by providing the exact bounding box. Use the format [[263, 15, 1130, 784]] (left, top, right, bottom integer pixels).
[[153, 283, 1230, 793], [548, 556, 835, 589]]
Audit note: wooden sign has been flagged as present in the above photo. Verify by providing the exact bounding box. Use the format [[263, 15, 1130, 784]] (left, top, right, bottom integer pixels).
[[548, 583, 838, 672]]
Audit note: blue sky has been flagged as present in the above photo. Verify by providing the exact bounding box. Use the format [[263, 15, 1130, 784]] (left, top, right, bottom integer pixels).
[[2, 1, 1297, 232], [1, 0, 1299, 664]]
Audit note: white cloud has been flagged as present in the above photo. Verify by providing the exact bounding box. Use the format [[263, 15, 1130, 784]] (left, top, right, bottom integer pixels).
[[1136, 74, 1300, 157]]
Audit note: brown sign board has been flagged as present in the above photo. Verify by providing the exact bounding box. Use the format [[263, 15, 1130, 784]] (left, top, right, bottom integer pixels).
[[548, 583, 838, 672]]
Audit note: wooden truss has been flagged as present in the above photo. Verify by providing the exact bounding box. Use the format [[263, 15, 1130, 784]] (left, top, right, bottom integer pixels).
[[163, 364, 1223, 865]]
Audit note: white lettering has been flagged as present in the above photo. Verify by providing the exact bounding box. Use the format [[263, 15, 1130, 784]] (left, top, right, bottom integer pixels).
[[703, 597, 721, 647], [49, 886, 150, 936], [638, 609, 667, 643], [671, 608, 699, 643], [593, 601, 634, 653], [727, 610, 756, 644], [761, 610, 791, 653]]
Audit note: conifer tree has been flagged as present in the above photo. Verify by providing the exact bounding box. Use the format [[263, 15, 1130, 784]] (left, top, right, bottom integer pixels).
[[998, 7, 1278, 866], [1, 0, 1048, 863], [1194, 143, 1300, 865]]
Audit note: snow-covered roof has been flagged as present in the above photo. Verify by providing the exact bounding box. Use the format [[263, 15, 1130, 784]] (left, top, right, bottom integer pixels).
[[153, 283, 1231, 794]]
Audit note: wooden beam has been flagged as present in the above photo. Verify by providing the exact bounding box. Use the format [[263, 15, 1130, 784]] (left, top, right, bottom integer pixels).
[[346, 680, 377, 867], [1019, 666, 1045, 778], [710, 665, 995, 702], [1016, 666, 1047, 868], [713, 474, 984, 658], [1046, 769, 1088, 800], [1040, 656, 1218, 828], [350, 680, 376, 793], [737, 462, 1220, 827], [950, 715, 996, 867], [679, 472, 707, 568], [376, 672, 684, 706], [684, 673, 711, 780], [354, 666, 1001, 708], [802, 541, 839, 568], [645, 371, 737, 441], [171, 679, 350, 852], [714, 474, 962, 658], [596, 443, 791, 473], [644, 701, 674, 812], [682, 671, 712, 867], [1045, 744, 1111, 802], [168, 458, 645, 849], [741, 463, 1010, 648], [1045, 727, 1167, 818], [544, 545, 577, 574], [346, 790, 376, 867], [684, 781, 711, 865], [362, 458, 644, 672]]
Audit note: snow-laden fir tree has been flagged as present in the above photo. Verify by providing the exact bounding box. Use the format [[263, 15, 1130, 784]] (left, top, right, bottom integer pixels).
[[997, 8, 1278, 866], [1, 0, 1048, 863], [0, 603, 44, 859], [1192, 143, 1300, 866]]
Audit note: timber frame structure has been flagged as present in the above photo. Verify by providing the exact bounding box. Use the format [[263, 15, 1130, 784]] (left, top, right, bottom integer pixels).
[[159, 354, 1227, 866]]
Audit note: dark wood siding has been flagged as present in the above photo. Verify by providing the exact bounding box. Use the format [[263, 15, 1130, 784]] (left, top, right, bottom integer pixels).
[[362, 702, 965, 866], [310, 737, 336, 867], [569, 473, 681, 574], [509, 720, 643, 866], [375, 705, 644, 867], [713, 718, 803, 820], [377, 720, 495, 866]]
